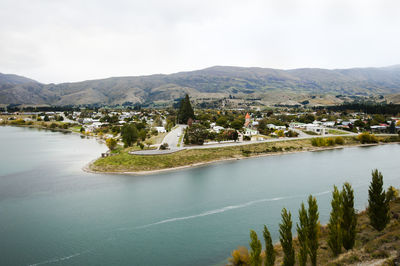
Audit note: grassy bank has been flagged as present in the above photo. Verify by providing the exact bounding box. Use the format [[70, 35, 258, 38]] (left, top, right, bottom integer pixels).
[[229, 198, 400, 265], [90, 135, 399, 173]]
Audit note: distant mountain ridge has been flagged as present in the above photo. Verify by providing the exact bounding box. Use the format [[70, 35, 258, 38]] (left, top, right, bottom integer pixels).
[[1, 65, 400, 106]]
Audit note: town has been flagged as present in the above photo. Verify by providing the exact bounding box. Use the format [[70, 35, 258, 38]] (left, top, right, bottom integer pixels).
[[1, 96, 400, 155]]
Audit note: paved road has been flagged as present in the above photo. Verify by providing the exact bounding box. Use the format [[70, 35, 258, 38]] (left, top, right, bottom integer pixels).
[[130, 125, 186, 155], [130, 127, 387, 155], [161, 124, 186, 149]]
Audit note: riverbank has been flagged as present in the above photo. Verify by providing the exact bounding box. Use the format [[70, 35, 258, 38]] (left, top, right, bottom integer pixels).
[[87, 135, 400, 175], [229, 198, 400, 265]]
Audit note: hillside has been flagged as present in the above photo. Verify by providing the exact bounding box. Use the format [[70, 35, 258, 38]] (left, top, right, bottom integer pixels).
[[229, 197, 400, 265], [2, 65, 400, 106]]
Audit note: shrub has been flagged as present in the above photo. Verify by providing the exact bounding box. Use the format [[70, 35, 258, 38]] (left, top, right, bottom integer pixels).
[[229, 246, 250, 266], [335, 137, 344, 145], [357, 132, 378, 144], [49, 123, 57, 129], [159, 143, 169, 150], [371, 250, 389, 259], [311, 138, 326, 147], [326, 137, 335, 146], [106, 138, 117, 151], [386, 186, 399, 201]]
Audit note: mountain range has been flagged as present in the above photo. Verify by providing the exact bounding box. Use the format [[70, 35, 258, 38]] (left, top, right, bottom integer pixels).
[[2, 65, 400, 106]]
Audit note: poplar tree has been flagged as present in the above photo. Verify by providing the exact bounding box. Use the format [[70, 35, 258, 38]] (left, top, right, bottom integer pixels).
[[178, 94, 194, 124], [368, 169, 390, 231], [263, 225, 275, 266], [279, 208, 295, 266], [296, 203, 308, 266], [341, 182, 357, 250], [307, 195, 319, 266], [249, 230, 262, 266], [327, 185, 342, 256]]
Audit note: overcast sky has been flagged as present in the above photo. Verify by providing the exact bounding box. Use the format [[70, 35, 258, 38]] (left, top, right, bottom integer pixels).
[[1, 0, 400, 83]]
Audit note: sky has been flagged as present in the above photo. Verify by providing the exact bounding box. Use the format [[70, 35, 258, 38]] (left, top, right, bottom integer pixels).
[[1, 0, 400, 84]]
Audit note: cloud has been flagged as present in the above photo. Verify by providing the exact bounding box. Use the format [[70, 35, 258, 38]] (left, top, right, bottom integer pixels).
[[0, 0, 400, 83]]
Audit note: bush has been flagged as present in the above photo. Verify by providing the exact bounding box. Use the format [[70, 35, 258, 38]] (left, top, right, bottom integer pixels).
[[229, 246, 250, 266], [371, 250, 389, 259], [335, 137, 344, 145], [49, 123, 57, 129], [285, 130, 299, 138], [243, 135, 251, 141], [9, 119, 25, 125], [327, 137, 336, 146], [357, 132, 378, 144], [159, 143, 169, 150], [311, 138, 326, 147], [106, 138, 118, 151]]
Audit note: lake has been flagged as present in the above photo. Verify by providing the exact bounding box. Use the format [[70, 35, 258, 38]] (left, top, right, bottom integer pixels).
[[0, 126, 399, 266]]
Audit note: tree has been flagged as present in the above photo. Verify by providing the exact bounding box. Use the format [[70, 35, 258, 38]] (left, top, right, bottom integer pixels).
[[389, 120, 396, 134], [279, 208, 295, 266], [296, 203, 308, 266], [231, 119, 244, 130], [263, 225, 275, 266], [121, 123, 139, 147], [307, 195, 319, 266], [368, 169, 390, 231], [138, 129, 147, 141], [106, 138, 117, 150], [386, 186, 399, 202], [249, 230, 262, 266], [327, 186, 342, 256], [341, 182, 357, 250], [178, 94, 194, 124]]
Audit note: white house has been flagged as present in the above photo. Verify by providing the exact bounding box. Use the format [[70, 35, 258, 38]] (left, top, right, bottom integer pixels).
[[322, 121, 335, 127], [289, 122, 306, 129], [306, 124, 327, 135], [154, 126, 167, 133], [213, 126, 225, 133], [244, 128, 259, 136]]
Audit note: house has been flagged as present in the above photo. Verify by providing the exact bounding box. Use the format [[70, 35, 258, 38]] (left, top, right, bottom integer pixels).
[[267, 124, 286, 130], [306, 124, 327, 135], [244, 128, 259, 136], [213, 126, 225, 133], [154, 127, 167, 133], [289, 122, 306, 129], [322, 121, 335, 127]]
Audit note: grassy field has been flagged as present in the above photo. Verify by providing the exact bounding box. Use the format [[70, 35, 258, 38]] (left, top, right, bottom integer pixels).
[[328, 129, 350, 135], [90, 136, 366, 172], [147, 132, 168, 145], [229, 198, 400, 265]]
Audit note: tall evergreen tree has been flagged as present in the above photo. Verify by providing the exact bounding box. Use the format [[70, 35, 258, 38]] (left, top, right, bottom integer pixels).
[[263, 225, 275, 266], [296, 203, 308, 266], [327, 186, 343, 256], [249, 230, 262, 266], [279, 208, 295, 266], [178, 94, 194, 124], [368, 169, 390, 231], [341, 182, 357, 250], [389, 120, 396, 134], [307, 195, 319, 266]]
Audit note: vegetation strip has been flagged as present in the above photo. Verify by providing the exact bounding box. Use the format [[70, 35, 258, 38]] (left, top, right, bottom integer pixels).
[[89, 135, 400, 174]]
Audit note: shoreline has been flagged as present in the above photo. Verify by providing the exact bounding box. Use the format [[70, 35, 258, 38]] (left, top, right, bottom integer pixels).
[[83, 141, 399, 176]]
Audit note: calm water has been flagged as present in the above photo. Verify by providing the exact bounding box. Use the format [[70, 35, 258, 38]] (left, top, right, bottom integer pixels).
[[0, 126, 399, 266]]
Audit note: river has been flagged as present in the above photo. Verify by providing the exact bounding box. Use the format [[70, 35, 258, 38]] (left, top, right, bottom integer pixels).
[[0, 126, 399, 266]]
